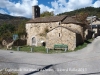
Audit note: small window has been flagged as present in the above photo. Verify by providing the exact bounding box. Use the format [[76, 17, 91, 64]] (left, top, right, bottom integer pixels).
[[36, 8, 37, 11], [59, 22, 60, 25], [50, 27, 52, 28], [59, 33, 60, 37]]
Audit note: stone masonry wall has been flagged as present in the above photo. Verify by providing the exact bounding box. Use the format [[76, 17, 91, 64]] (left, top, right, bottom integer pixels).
[[26, 22, 60, 46], [26, 22, 83, 50], [46, 27, 76, 50], [62, 23, 83, 37]]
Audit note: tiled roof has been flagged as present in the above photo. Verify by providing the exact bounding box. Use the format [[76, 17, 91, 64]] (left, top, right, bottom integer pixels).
[[27, 15, 84, 25], [62, 16, 82, 24], [27, 15, 67, 23]]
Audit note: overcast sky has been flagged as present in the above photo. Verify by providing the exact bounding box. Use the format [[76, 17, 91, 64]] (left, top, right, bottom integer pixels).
[[0, 0, 100, 18]]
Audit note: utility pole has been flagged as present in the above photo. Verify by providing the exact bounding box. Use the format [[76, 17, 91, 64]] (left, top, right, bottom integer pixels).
[[90, 16, 93, 30], [90, 16, 97, 30]]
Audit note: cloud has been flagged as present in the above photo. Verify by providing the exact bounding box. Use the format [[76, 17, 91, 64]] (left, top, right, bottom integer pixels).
[[9, 0, 38, 18], [0, 9, 7, 14], [0, 0, 100, 18], [0, 0, 54, 18], [93, 0, 100, 7], [39, 4, 53, 13], [0, 0, 38, 18], [51, 0, 93, 15], [67, 0, 93, 9], [0, 0, 16, 10]]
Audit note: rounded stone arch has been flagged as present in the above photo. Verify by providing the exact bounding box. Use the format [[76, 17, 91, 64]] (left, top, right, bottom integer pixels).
[[31, 36, 37, 46]]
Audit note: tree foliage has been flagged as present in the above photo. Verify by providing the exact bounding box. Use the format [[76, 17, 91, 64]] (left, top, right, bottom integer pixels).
[[0, 19, 27, 41], [15, 20, 27, 36], [58, 7, 100, 17], [0, 24, 15, 39], [76, 12, 89, 24], [75, 12, 90, 31], [0, 13, 28, 41], [40, 11, 54, 17]]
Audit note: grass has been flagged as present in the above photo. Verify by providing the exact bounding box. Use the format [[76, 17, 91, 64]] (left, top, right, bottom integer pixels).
[[12, 46, 45, 53], [4, 39, 94, 53], [74, 43, 87, 51], [11, 39, 93, 53], [74, 39, 93, 51], [12, 46, 67, 53]]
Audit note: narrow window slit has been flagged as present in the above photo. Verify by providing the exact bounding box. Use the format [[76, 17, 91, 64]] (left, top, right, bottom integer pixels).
[[59, 33, 60, 37]]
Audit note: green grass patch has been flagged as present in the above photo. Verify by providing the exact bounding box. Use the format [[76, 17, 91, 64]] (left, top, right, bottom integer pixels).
[[12, 46, 46, 53], [74, 39, 93, 51], [12, 46, 68, 53], [10, 39, 94, 53], [74, 43, 87, 51]]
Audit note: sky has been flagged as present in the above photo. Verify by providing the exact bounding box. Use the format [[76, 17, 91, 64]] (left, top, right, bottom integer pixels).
[[0, 0, 100, 18]]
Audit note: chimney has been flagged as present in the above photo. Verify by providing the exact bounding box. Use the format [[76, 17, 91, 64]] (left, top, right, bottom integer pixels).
[[32, 5, 40, 19]]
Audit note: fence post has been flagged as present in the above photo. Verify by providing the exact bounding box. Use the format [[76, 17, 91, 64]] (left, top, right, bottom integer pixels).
[[64, 48, 67, 52], [46, 48, 49, 53], [17, 46, 20, 51], [30, 47, 33, 52]]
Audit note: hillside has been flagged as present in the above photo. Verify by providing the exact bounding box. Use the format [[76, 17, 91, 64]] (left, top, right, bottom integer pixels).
[[0, 13, 28, 19], [58, 7, 100, 17], [0, 13, 29, 41], [0, 13, 29, 26]]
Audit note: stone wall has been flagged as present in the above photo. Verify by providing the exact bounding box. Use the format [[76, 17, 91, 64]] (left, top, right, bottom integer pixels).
[[26, 22, 84, 50], [46, 26, 76, 50], [26, 22, 60, 46], [62, 23, 83, 37]]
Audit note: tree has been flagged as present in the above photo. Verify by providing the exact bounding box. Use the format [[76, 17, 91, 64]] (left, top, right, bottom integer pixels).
[[58, 7, 100, 17], [15, 20, 27, 37], [76, 12, 89, 24], [76, 12, 90, 29], [0, 24, 15, 40], [40, 11, 54, 17]]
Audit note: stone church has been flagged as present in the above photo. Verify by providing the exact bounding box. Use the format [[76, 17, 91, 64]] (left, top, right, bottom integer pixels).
[[26, 5, 87, 50]]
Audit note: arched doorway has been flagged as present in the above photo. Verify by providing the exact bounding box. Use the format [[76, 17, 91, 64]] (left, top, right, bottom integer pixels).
[[32, 37, 36, 46]]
